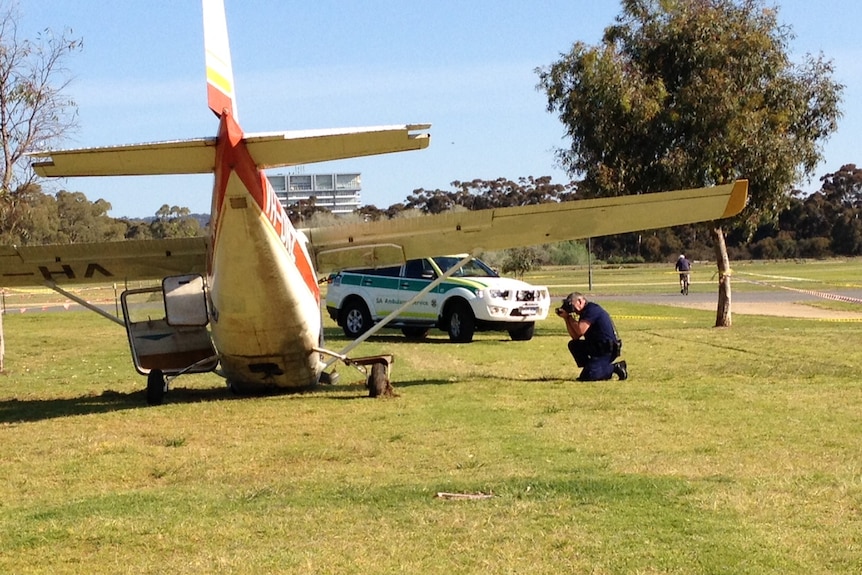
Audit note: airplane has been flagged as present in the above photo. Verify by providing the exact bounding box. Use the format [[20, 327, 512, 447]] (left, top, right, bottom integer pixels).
[[1, 0, 748, 405]]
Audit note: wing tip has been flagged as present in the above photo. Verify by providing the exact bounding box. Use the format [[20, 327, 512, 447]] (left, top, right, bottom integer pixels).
[[722, 179, 748, 218]]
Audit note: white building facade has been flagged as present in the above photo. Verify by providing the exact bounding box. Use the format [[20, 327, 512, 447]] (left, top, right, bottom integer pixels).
[[266, 172, 361, 215]]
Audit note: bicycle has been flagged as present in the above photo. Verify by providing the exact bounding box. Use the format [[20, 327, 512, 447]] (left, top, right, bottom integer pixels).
[[679, 273, 690, 295]]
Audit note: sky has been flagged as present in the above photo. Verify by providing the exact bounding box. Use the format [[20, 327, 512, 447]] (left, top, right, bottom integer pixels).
[[18, 0, 862, 218]]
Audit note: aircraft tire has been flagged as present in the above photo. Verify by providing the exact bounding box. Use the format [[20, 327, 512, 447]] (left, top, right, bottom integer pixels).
[[446, 300, 475, 343], [146, 369, 166, 406], [367, 362, 392, 397], [227, 380, 248, 395]]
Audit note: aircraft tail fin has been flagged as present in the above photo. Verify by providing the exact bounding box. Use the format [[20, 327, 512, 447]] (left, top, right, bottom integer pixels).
[[203, 0, 237, 120]]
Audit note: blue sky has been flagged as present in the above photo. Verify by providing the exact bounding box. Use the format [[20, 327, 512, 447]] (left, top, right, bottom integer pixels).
[[20, 1, 862, 218]]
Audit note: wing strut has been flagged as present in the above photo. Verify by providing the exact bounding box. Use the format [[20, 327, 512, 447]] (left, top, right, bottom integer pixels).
[[45, 281, 125, 326]]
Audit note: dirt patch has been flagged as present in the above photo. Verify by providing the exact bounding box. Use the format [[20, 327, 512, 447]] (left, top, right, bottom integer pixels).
[[667, 300, 862, 320]]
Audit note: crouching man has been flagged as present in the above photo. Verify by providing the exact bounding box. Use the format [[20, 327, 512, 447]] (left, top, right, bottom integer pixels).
[[556, 292, 627, 381]]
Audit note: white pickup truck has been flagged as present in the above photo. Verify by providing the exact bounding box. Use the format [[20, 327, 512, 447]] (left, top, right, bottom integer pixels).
[[325, 255, 550, 342]]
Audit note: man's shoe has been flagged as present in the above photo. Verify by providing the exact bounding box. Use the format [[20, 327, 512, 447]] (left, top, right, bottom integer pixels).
[[613, 360, 628, 381]]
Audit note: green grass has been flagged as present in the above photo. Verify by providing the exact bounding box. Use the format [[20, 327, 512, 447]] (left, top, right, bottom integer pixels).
[[1, 262, 861, 574]]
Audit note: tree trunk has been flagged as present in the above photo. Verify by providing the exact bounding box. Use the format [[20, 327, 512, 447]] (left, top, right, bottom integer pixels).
[[0, 297, 5, 372], [712, 226, 732, 327]]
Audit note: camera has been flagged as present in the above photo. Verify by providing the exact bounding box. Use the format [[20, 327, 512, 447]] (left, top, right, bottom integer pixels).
[[556, 298, 575, 316]]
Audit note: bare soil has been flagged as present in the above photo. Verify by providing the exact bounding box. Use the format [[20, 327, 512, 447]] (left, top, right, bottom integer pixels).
[[665, 300, 862, 320]]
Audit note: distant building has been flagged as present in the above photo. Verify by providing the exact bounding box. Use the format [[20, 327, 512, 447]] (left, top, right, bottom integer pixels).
[[267, 172, 361, 215]]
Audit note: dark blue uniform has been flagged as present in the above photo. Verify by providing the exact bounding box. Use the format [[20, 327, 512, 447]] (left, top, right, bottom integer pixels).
[[567, 301, 620, 381]]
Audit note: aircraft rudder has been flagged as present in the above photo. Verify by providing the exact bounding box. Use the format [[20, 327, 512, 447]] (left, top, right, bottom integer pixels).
[[202, 0, 237, 119]]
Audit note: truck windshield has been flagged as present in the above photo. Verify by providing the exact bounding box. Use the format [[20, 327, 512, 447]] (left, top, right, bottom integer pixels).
[[432, 256, 498, 278]]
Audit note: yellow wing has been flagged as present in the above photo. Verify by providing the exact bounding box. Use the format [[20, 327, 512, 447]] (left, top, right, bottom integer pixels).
[[306, 180, 748, 272], [28, 140, 216, 177], [0, 237, 207, 288]]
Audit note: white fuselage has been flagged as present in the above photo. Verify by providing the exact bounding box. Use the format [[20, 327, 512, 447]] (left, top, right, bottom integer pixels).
[[206, 116, 322, 390]]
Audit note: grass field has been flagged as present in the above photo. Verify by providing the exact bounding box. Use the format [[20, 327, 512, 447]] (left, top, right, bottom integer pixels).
[[1, 261, 861, 574]]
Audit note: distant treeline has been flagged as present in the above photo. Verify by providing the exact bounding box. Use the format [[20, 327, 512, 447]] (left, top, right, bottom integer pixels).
[[4, 165, 860, 266]]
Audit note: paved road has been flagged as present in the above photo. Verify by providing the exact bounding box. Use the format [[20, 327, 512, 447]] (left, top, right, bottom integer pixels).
[[598, 287, 862, 306], [591, 287, 862, 319]]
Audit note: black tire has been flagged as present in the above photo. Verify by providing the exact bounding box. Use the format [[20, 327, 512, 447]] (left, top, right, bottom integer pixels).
[[146, 369, 166, 406], [446, 300, 475, 343], [367, 362, 392, 397], [401, 326, 430, 339], [340, 298, 372, 338], [227, 380, 248, 395], [508, 322, 535, 341]]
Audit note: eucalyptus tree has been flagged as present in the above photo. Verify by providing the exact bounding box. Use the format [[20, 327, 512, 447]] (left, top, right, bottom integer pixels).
[[0, 2, 81, 370], [0, 2, 81, 223], [537, 0, 842, 326]]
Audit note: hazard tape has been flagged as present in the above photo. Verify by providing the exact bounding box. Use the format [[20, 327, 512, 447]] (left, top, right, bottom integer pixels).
[[616, 315, 685, 320], [735, 276, 862, 305]]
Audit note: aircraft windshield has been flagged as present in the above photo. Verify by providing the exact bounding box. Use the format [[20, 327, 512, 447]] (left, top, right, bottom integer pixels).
[[432, 256, 498, 278]]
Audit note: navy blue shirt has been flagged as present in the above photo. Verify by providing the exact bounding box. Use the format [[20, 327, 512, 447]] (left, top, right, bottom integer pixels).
[[579, 301, 617, 345], [675, 258, 691, 272]]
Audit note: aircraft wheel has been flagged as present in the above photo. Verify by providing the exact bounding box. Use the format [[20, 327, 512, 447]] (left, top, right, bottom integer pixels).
[[367, 362, 392, 397], [146, 369, 166, 406], [227, 380, 248, 395], [508, 322, 535, 341], [446, 301, 475, 343], [341, 298, 372, 339]]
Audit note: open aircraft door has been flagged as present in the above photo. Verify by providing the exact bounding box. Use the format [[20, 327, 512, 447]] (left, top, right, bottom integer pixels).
[[121, 274, 219, 404]]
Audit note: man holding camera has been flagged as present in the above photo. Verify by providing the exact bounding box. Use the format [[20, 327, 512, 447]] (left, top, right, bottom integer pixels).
[[556, 292, 627, 381]]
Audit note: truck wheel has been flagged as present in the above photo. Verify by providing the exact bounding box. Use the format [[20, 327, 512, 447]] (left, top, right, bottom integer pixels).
[[401, 326, 429, 339], [341, 299, 372, 338], [446, 300, 475, 343], [508, 322, 535, 341]]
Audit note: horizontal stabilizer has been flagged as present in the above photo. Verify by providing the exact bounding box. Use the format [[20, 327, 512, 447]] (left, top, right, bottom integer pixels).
[[28, 139, 216, 177], [27, 124, 430, 177], [245, 124, 431, 168], [0, 237, 208, 287], [307, 181, 748, 272]]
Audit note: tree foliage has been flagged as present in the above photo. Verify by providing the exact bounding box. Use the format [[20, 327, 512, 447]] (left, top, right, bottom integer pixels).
[[500, 247, 540, 279], [536, 0, 843, 326], [536, 0, 843, 232], [404, 176, 578, 214], [149, 204, 203, 239], [284, 197, 332, 226], [0, 2, 81, 232], [0, 2, 82, 246]]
